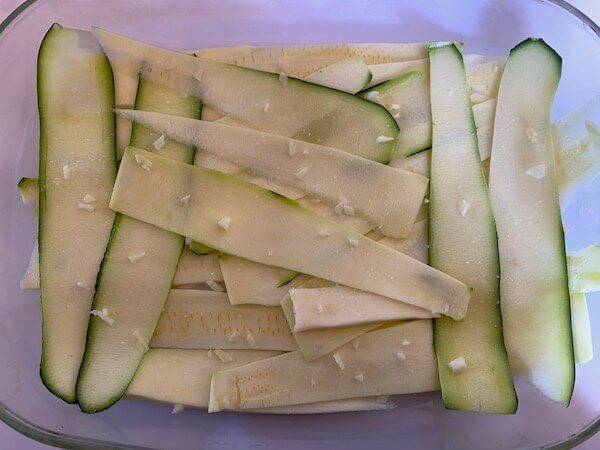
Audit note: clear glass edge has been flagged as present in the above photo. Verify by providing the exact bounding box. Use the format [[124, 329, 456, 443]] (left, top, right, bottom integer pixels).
[[0, 0, 597, 448]]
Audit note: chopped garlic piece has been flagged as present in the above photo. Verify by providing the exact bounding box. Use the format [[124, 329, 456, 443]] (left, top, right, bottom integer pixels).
[[134, 153, 153, 171], [343, 204, 355, 216], [267, 251, 273, 256], [180, 194, 191, 205], [90, 308, 114, 326], [207, 280, 224, 292], [62, 165, 71, 180], [152, 134, 166, 150], [458, 199, 471, 217], [302, 150, 309, 155], [402, 339, 411, 346], [171, 404, 184, 414], [392, 112, 400, 119], [279, 72, 288, 86], [263, 102, 270, 113], [448, 357, 467, 373], [376, 135, 394, 143], [317, 303, 324, 314], [77, 203, 95, 212], [525, 126, 538, 143], [396, 351, 407, 361], [366, 91, 379, 100], [333, 352, 345, 370], [132, 330, 149, 352], [526, 164, 546, 180], [354, 373, 364, 383], [246, 333, 256, 347], [127, 252, 146, 264], [334, 198, 348, 215], [218, 216, 231, 231], [214, 349, 233, 363], [390, 103, 400, 110], [228, 330, 240, 342], [347, 237, 359, 248], [295, 167, 308, 179], [76, 281, 90, 290], [288, 141, 297, 156], [83, 193, 96, 203], [318, 229, 331, 238], [424, 198, 430, 204]]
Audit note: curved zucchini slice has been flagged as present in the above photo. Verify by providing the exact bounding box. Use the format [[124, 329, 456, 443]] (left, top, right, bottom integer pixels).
[[37, 24, 117, 403], [111, 147, 471, 319], [428, 43, 516, 413], [303, 58, 372, 94], [489, 38, 574, 404], [93, 29, 398, 163], [76, 77, 201, 413]]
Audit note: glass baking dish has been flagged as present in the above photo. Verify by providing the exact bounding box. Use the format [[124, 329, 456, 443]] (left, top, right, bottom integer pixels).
[[0, 0, 598, 448]]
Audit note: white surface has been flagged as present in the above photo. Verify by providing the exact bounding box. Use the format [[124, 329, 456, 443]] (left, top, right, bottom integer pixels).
[[0, 0, 597, 449]]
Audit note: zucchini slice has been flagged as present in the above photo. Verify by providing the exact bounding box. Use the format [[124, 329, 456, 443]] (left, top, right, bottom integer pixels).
[[127, 349, 395, 413], [38, 24, 117, 403], [75, 78, 201, 413], [569, 293, 593, 364], [488, 39, 575, 404], [151, 290, 297, 351], [116, 109, 428, 238], [172, 248, 223, 287], [93, 29, 399, 163], [208, 320, 438, 411], [568, 245, 600, 293], [360, 71, 431, 157], [303, 58, 372, 94], [111, 147, 471, 319], [428, 43, 516, 413]]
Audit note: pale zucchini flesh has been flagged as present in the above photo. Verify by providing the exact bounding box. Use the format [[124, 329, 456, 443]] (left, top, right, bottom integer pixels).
[[76, 78, 201, 413], [489, 39, 574, 404], [360, 71, 431, 157], [303, 57, 372, 94], [38, 24, 117, 403], [290, 286, 436, 332], [281, 293, 379, 362], [151, 290, 297, 351], [463, 54, 505, 105], [172, 248, 223, 286], [428, 43, 516, 413], [18, 177, 39, 205], [116, 109, 427, 239], [128, 349, 395, 413], [569, 293, 593, 364], [93, 29, 398, 163], [366, 59, 428, 89], [209, 320, 438, 411], [111, 148, 471, 319], [568, 245, 600, 293]]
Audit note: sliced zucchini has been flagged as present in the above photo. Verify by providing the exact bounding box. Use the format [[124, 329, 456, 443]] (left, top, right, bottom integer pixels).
[[94, 29, 399, 163], [116, 109, 427, 238], [366, 59, 428, 88], [209, 320, 438, 411], [188, 240, 213, 255], [303, 58, 372, 94], [193, 43, 427, 67], [568, 245, 600, 293], [219, 255, 304, 306], [151, 290, 297, 351], [569, 293, 593, 364], [489, 38, 574, 404], [473, 98, 497, 161], [172, 248, 222, 287], [552, 95, 600, 203], [360, 71, 431, 157], [38, 24, 117, 403], [296, 197, 373, 234], [18, 177, 39, 205], [20, 239, 39, 290], [281, 293, 379, 362], [127, 348, 395, 413], [378, 218, 428, 263], [428, 43, 516, 413], [112, 148, 471, 319], [289, 286, 436, 332], [463, 54, 505, 104], [75, 78, 201, 413]]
